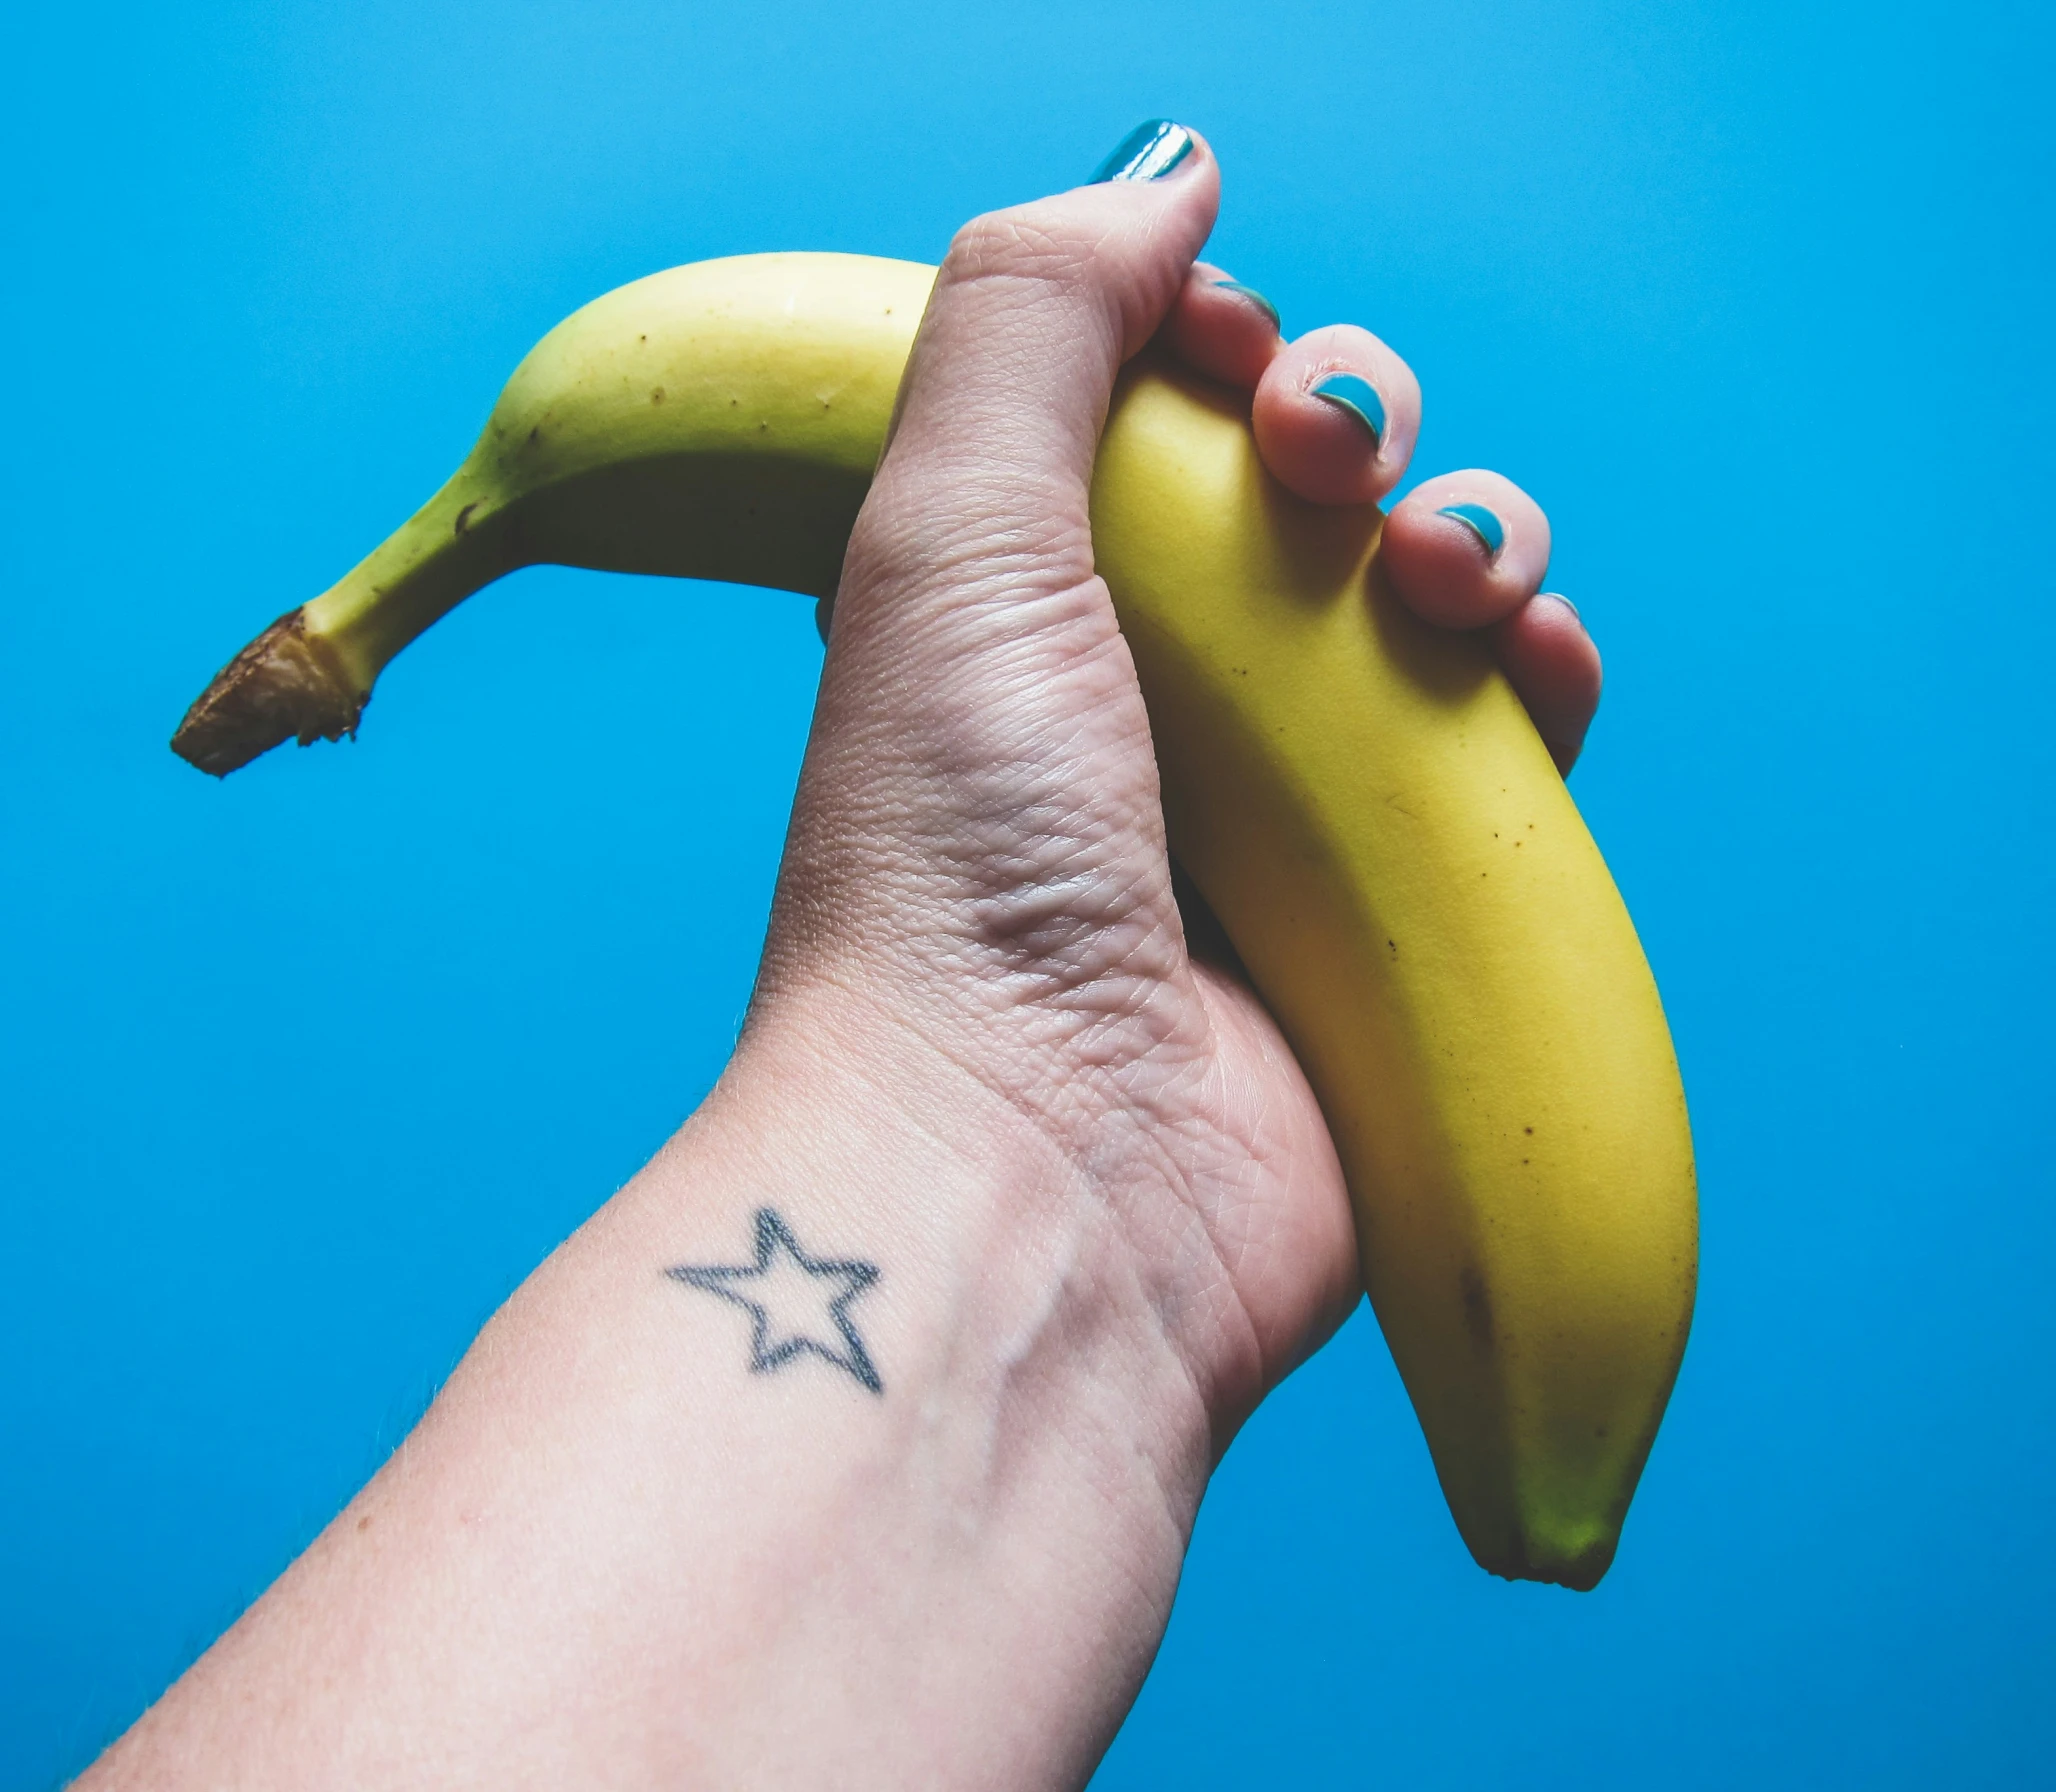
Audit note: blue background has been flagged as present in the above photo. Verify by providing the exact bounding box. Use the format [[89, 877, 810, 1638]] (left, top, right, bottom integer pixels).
[[4, 1, 2050, 1784]]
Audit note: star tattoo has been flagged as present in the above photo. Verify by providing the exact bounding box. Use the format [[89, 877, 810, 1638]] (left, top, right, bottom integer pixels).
[[666, 1208, 883, 1394]]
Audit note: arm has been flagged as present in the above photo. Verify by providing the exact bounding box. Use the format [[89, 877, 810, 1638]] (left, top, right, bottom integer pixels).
[[84, 124, 1599, 1790], [89, 1009, 1248, 1788]]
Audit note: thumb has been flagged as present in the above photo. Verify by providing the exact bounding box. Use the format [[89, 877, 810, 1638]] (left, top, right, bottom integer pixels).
[[763, 126, 1218, 1026], [828, 122, 1219, 654]]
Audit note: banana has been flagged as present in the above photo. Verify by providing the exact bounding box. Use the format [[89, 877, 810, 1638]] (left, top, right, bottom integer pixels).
[[173, 251, 1695, 1589]]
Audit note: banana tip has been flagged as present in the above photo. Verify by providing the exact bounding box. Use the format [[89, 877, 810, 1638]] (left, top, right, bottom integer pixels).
[[171, 610, 366, 777], [1488, 1531, 1616, 1593]]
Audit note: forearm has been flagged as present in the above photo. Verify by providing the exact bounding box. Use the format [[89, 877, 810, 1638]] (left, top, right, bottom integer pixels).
[[83, 990, 1218, 1791]]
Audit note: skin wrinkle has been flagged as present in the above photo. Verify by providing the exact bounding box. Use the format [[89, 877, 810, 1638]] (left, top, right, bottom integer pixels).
[[962, 887, 1313, 1420], [951, 804, 1164, 959], [942, 626, 1153, 781], [808, 963, 1175, 1223], [903, 783, 1181, 1006], [921, 739, 1142, 864], [904, 733, 1138, 872], [981, 1248, 1207, 1556], [790, 1030, 1215, 1643], [871, 676, 1155, 872], [933, 220, 1128, 374], [752, 937, 1179, 1236], [790, 794, 1173, 1023], [750, 878, 1260, 1432], [833, 516, 1121, 669], [800, 626, 1133, 830], [882, 394, 1096, 509], [844, 494, 1095, 605], [941, 206, 1193, 377], [1037, 1092, 1261, 1426], [769, 827, 1168, 1026], [1151, 1148, 1284, 1432]]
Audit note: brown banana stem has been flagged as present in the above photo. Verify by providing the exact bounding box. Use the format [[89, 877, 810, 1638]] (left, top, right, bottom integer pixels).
[[170, 463, 519, 776]]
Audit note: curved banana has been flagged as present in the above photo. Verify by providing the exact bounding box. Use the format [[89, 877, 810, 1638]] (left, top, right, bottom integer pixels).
[[173, 252, 1696, 1589]]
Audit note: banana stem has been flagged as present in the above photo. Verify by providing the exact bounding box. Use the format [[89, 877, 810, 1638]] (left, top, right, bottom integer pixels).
[[171, 462, 522, 776]]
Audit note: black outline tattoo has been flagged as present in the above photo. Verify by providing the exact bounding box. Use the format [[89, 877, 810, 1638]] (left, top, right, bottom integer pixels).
[[666, 1208, 883, 1394]]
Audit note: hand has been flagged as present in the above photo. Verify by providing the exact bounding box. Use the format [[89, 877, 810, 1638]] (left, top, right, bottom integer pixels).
[[759, 118, 1600, 1453], [82, 124, 1608, 1792]]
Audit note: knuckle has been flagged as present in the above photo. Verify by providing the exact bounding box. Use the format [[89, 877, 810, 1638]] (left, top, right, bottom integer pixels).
[[943, 204, 1094, 289]]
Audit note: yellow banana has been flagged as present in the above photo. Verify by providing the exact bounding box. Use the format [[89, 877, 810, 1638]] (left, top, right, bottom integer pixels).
[[173, 251, 1696, 1590]]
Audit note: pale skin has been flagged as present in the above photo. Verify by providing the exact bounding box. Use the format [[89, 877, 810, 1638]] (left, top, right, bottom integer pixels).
[[84, 129, 1605, 1790]]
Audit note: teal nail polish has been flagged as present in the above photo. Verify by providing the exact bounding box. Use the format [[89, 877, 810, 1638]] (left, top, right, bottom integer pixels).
[[1543, 593, 1582, 625], [1213, 280, 1281, 332], [1090, 120, 1194, 183], [1437, 502, 1507, 556], [1311, 373, 1386, 442]]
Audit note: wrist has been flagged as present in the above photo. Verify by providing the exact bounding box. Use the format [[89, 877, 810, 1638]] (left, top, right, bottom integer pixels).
[[575, 981, 1226, 1782], [641, 976, 1229, 1488]]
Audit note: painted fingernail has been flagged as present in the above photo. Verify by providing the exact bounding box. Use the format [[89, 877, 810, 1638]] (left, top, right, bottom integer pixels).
[[1541, 592, 1582, 626], [1090, 120, 1195, 183], [1213, 280, 1281, 333], [1311, 373, 1386, 444], [1437, 502, 1507, 556]]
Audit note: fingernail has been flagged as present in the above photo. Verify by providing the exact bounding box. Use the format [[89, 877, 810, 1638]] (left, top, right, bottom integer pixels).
[[1437, 502, 1507, 556], [1311, 373, 1386, 444], [1090, 120, 1195, 183], [1542, 592, 1582, 626], [1213, 280, 1281, 333]]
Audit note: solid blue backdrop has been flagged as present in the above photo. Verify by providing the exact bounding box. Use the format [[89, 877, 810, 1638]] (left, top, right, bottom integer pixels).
[[3, 1, 2050, 1785]]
